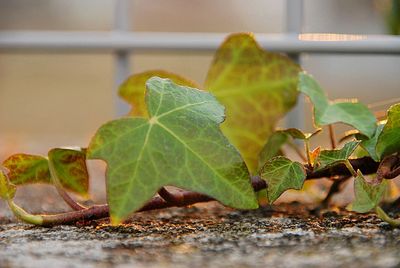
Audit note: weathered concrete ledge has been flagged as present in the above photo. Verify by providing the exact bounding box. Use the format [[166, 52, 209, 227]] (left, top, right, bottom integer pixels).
[[1, 203, 400, 268]]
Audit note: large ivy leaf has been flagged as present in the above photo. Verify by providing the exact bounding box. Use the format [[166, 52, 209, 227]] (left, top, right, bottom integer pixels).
[[356, 123, 385, 161], [298, 73, 376, 138], [2, 148, 89, 195], [88, 77, 258, 224], [376, 104, 400, 159], [316, 141, 360, 170], [0, 168, 16, 200], [260, 156, 306, 203], [119, 70, 200, 117], [348, 170, 387, 213], [205, 33, 301, 172]]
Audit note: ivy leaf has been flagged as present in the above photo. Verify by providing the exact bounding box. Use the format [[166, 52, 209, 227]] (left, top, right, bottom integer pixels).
[[2, 148, 89, 195], [298, 73, 376, 138], [376, 104, 400, 159], [348, 170, 387, 213], [356, 122, 385, 161], [0, 168, 16, 200], [308, 146, 321, 167], [119, 70, 200, 116], [2, 154, 50, 184], [316, 141, 360, 170], [48, 148, 89, 196], [260, 156, 306, 203], [88, 77, 258, 224], [205, 33, 301, 172], [258, 128, 320, 168]]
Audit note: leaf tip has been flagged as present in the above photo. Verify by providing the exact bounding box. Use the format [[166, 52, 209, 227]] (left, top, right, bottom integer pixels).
[[110, 215, 123, 226]]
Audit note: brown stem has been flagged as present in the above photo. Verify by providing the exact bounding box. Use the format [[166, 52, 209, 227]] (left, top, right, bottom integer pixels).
[[306, 156, 379, 179], [54, 185, 87, 211], [158, 187, 184, 204], [328, 124, 336, 149], [40, 179, 266, 226], [22, 156, 386, 226], [48, 158, 87, 211]]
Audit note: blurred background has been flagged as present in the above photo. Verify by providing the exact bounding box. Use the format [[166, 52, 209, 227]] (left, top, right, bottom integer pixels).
[[0, 0, 399, 210], [0, 0, 399, 156]]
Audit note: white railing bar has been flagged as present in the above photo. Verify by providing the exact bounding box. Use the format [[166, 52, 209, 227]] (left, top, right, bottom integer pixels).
[[0, 31, 400, 54], [114, 0, 131, 115]]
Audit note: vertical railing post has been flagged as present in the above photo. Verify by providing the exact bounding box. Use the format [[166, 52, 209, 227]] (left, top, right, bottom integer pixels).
[[114, 0, 131, 116], [285, 0, 305, 131]]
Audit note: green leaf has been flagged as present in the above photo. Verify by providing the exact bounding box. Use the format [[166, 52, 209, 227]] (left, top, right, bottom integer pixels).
[[376, 103, 400, 159], [349, 170, 387, 213], [0, 168, 16, 200], [2, 149, 89, 195], [258, 128, 319, 167], [316, 141, 360, 170], [356, 122, 385, 161], [3, 154, 51, 184], [299, 73, 376, 138], [119, 70, 200, 117], [205, 33, 301, 172], [48, 148, 89, 196], [260, 156, 306, 203], [88, 77, 258, 224], [258, 128, 321, 169]]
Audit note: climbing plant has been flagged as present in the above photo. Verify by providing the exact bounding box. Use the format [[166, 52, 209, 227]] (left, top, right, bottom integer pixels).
[[1, 33, 400, 227]]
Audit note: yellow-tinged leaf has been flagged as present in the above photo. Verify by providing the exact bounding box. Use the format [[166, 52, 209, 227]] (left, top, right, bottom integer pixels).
[[119, 70, 200, 117], [2, 149, 89, 196], [309, 146, 321, 167], [205, 33, 301, 172], [0, 167, 16, 200]]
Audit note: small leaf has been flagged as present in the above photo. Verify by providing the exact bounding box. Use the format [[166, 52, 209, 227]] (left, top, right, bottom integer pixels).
[[48, 148, 89, 196], [0, 168, 16, 200], [316, 141, 361, 170], [205, 33, 302, 172], [376, 103, 400, 159], [299, 73, 376, 138], [260, 156, 306, 203], [88, 77, 258, 224], [308, 146, 321, 167], [3, 149, 89, 195], [349, 170, 387, 213], [119, 70, 200, 116], [356, 122, 385, 161], [3, 154, 51, 185], [258, 128, 319, 168]]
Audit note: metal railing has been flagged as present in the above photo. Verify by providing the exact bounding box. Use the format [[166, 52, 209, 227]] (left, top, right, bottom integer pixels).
[[0, 0, 399, 127]]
